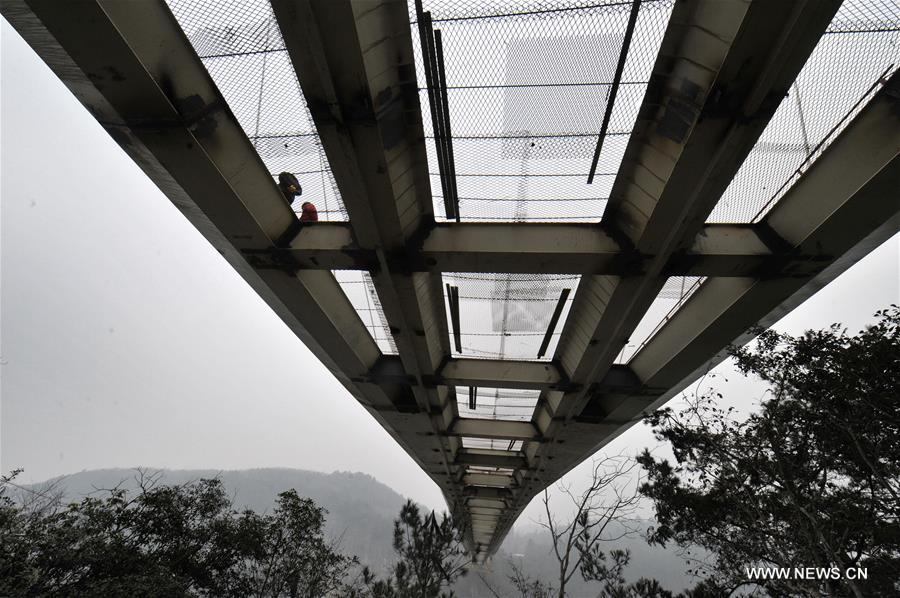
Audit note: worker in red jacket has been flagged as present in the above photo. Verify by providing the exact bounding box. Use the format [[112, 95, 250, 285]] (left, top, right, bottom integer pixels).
[[299, 201, 318, 222], [277, 172, 318, 222]]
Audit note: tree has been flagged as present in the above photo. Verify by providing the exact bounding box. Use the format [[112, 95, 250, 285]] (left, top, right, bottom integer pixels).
[[532, 453, 670, 598], [0, 470, 356, 597], [359, 500, 470, 598], [638, 306, 900, 597], [506, 558, 555, 598], [228, 490, 358, 597]]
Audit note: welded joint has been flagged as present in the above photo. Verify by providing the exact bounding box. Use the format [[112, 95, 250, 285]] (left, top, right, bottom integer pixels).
[[754, 221, 793, 254], [241, 247, 302, 275], [750, 221, 835, 279], [597, 219, 648, 273], [546, 358, 579, 393], [391, 215, 438, 273]]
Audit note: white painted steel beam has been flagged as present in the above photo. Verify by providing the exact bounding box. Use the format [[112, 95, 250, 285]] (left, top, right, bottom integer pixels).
[[439, 358, 563, 391], [269, 0, 471, 543], [273, 221, 815, 277], [450, 419, 540, 442], [463, 473, 516, 488]]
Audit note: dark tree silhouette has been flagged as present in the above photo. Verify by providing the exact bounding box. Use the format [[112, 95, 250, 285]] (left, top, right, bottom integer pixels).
[[638, 306, 900, 597], [536, 454, 643, 598], [0, 470, 356, 597], [510, 454, 685, 597], [357, 499, 470, 598]]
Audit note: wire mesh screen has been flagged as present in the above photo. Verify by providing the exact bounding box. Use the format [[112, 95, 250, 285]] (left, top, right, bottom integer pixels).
[[444, 273, 580, 360], [166, 0, 348, 221], [462, 437, 524, 452], [331, 271, 398, 355], [410, 0, 674, 221], [706, 0, 900, 223], [456, 387, 540, 421], [615, 276, 704, 364]]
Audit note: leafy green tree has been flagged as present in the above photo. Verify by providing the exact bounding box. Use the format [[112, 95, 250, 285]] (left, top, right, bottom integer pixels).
[[359, 500, 469, 598], [0, 470, 356, 597], [638, 307, 900, 597]]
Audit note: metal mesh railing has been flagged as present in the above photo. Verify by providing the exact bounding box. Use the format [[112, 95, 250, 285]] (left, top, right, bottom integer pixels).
[[616, 276, 705, 364], [706, 0, 900, 223], [166, 0, 348, 222], [331, 271, 399, 355], [410, 0, 674, 222], [443, 273, 580, 360]]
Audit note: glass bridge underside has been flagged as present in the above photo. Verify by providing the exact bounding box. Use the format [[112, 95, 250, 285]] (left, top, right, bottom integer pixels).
[[164, 0, 900, 438]]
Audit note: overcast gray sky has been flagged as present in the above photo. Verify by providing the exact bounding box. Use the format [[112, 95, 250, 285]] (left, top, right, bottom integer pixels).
[[1, 17, 898, 527]]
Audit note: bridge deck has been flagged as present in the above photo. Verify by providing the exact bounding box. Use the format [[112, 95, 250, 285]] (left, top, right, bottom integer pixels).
[[5, 0, 897, 559]]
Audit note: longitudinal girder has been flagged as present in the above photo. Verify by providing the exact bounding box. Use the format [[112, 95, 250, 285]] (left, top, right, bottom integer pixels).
[[5, 0, 897, 560]]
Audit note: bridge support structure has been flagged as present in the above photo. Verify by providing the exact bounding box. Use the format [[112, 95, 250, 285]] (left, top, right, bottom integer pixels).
[[4, 0, 896, 559]]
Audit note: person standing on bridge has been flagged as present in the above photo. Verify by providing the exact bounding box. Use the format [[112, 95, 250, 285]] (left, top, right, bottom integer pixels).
[[299, 201, 318, 222], [277, 171, 318, 222], [278, 172, 302, 208]]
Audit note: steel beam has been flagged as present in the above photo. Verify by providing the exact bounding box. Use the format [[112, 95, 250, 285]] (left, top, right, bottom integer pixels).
[[450, 419, 540, 442], [269, 0, 472, 539], [463, 473, 516, 488], [469, 506, 505, 516], [439, 358, 563, 390], [456, 449, 528, 469], [276, 221, 809, 277], [369, 358, 651, 397], [464, 487, 512, 500], [467, 497, 507, 509]]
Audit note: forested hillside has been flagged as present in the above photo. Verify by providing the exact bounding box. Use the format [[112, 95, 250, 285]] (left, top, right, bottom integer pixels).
[[26, 468, 691, 596]]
